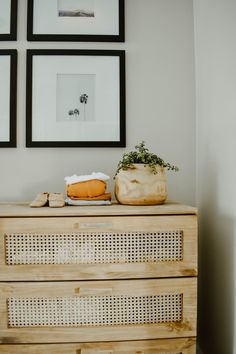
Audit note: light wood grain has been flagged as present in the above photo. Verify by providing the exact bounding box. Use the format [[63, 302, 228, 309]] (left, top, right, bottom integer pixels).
[[0, 202, 197, 217], [0, 338, 196, 353], [0, 279, 197, 343], [0, 215, 197, 281], [0, 202, 198, 349]]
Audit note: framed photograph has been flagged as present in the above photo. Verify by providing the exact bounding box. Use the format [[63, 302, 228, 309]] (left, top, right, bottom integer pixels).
[[0, 50, 17, 148], [26, 49, 125, 147], [0, 0, 17, 40], [27, 0, 124, 42]]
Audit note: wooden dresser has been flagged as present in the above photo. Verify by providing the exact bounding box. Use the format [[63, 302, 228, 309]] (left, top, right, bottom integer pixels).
[[0, 202, 197, 354]]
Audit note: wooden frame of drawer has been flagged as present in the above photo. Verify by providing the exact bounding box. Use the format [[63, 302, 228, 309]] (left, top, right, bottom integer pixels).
[[0, 278, 197, 343], [0, 338, 196, 353], [0, 215, 197, 281]]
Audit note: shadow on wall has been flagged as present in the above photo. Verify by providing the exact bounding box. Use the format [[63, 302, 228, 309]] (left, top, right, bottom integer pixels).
[[198, 164, 235, 354]]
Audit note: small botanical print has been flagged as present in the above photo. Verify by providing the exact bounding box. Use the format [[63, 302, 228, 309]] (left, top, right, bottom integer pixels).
[[58, 0, 95, 17], [56, 74, 95, 123]]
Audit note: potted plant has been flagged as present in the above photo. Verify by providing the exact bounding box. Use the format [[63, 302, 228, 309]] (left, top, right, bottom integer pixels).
[[114, 142, 178, 205]]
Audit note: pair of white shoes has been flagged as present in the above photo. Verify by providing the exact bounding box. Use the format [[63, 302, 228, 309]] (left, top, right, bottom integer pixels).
[[30, 192, 65, 208]]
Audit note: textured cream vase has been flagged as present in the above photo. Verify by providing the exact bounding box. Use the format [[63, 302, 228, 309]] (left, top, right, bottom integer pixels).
[[115, 164, 167, 205]]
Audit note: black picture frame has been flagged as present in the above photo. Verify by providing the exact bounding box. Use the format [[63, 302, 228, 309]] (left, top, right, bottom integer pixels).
[[0, 0, 17, 41], [26, 49, 126, 148], [0, 50, 17, 148], [27, 0, 124, 42]]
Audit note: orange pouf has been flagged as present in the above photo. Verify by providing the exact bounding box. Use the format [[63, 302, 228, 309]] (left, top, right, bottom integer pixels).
[[67, 179, 107, 199]]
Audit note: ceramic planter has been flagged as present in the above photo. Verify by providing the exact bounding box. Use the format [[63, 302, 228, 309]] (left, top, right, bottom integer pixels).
[[115, 164, 167, 205]]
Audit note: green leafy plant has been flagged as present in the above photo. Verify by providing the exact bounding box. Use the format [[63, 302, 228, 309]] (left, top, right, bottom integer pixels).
[[115, 141, 179, 176]]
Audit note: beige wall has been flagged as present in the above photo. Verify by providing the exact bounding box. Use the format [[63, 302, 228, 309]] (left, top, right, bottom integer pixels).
[[0, 0, 195, 204], [194, 0, 236, 352]]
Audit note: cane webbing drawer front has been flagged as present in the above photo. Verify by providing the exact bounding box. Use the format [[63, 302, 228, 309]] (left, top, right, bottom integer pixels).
[[0, 338, 197, 354], [0, 203, 197, 351], [5, 231, 183, 265], [0, 215, 197, 281], [0, 278, 197, 343], [8, 294, 182, 327]]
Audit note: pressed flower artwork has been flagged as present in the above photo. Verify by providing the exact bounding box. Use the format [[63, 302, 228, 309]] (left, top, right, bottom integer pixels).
[[26, 49, 125, 147], [56, 74, 95, 122]]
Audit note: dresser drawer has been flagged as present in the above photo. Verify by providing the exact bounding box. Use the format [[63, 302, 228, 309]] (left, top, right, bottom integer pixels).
[[0, 278, 197, 343], [0, 338, 196, 353], [0, 216, 197, 281]]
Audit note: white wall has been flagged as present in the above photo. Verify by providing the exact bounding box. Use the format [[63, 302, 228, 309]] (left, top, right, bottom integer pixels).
[[0, 0, 196, 204], [2, 1, 236, 352], [194, 0, 236, 352]]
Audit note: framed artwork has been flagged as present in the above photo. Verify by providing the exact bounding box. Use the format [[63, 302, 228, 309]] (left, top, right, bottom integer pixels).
[[0, 0, 17, 40], [26, 49, 126, 147], [27, 0, 124, 42], [0, 50, 17, 147]]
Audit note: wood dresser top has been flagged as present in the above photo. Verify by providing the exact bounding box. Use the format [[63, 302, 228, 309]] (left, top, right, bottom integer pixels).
[[0, 201, 197, 217]]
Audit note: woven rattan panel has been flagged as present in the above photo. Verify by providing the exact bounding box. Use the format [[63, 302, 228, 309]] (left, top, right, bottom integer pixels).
[[7, 294, 182, 328], [5, 231, 183, 265]]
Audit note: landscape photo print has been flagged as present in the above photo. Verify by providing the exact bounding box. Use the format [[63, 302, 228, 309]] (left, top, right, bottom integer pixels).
[[27, 0, 124, 41], [58, 0, 95, 17]]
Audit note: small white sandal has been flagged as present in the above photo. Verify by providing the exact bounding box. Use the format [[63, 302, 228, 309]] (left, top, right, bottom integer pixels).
[[49, 193, 65, 208], [30, 192, 49, 208]]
